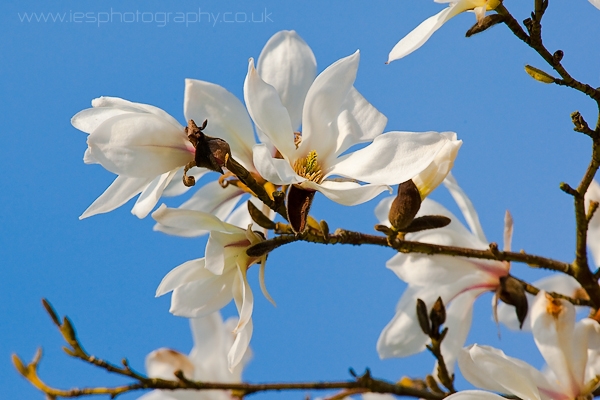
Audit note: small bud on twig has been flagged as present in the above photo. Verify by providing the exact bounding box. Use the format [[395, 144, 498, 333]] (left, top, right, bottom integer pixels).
[[498, 276, 529, 329], [465, 14, 505, 37], [389, 180, 422, 231], [416, 299, 431, 335]]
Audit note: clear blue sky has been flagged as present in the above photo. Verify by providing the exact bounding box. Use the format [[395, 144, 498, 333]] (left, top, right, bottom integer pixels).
[[2, 1, 599, 399]]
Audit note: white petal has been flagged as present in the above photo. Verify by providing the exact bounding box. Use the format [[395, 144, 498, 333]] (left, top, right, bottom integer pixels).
[[252, 144, 303, 185], [184, 79, 256, 170], [591, 0, 600, 10], [531, 292, 586, 396], [333, 87, 388, 158], [387, 5, 460, 62], [131, 169, 178, 218], [445, 391, 505, 400], [374, 196, 394, 226], [79, 175, 151, 219], [145, 348, 194, 380], [232, 262, 254, 334], [257, 30, 317, 130], [328, 131, 457, 185], [83, 147, 97, 164], [440, 292, 477, 375], [88, 113, 194, 178], [152, 205, 241, 236], [169, 271, 236, 318], [412, 132, 462, 198], [206, 231, 248, 275], [71, 107, 133, 134], [154, 182, 245, 237], [136, 390, 177, 400], [156, 258, 208, 296], [228, 319, 253, 372], [244, 58, 296, 159], [443, 173, 487, 243], [225, 199, 255, 229], [188, 313, 225, 366], [299, 51, 360, 160], [585, 180, 600, 267], [301, 179, 392, 206]]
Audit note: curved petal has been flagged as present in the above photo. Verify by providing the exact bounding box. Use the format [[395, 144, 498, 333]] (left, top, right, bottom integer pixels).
[[131, 169, 178, 218], [244, 58, 296, 159], [387, 253, 483, 286], [72, 107, 133, 134], [169, 271, 236, 318], [591, 0, 600, 10], [232, 262, 254, 334], [206, 231, 248, 275], [374, 196, 394, 226], [445, 391, 505, 400], [91, 96, 183, 130], [299, 51, 360, 160], [440, 291, 477, 375], [88, 113, 194, 178], [184, 79, 256, 170], [333, 87, 388, 158], [252, 144, 303, 185], [257, 30, 317, 130], [156, 258, 208, 296], [152, 205, 241, 236], [79, 175, 151, 219], [145, 348, 195, 380], [224, 199, 255, 229], [412, 132, 462, 198], [301, 179, 392, 206], [387, 5, 459, 62], [531, 292, 586, 397], [328, 131, 457, 185], [188, 313, 226, 373], [228, 319, 253, 372], [443, 173, 487, 243]]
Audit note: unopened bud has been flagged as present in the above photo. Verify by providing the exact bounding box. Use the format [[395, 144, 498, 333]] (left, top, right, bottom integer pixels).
[[389, 180, 421, 231], [430, 297, 446, 334], [465, 14, 505, 37], [498, 276, 529, 329], [553, 50, 564, 64], [416, 298, 431, 335]]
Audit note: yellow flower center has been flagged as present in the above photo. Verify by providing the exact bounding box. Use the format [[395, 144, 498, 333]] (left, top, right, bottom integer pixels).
[[293, 150, 323, 183]]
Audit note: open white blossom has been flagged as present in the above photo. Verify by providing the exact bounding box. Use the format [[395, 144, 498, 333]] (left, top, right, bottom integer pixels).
[[590, 0, 600, 10], [449, 291, 600, 400], [376, 174, 508, 371], [388, 0, 502, 63], [71, 97, 204, 219], [152, 201, 268, 371], [138, 312, 250, 400]]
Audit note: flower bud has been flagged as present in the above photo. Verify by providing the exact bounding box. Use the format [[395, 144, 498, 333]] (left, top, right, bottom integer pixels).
[[465, 14, 505, 37], [416, 298, 431, 335], [429, 297, 446, 335], [498, 276, 529, 329], [389, 180, 422, 230]]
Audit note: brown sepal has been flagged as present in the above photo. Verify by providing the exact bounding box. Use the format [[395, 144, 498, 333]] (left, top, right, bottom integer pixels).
[[186, 119, 231, 174], [402, 215, 451, 233], [498, 276, 529, 329], [465, 14, 505, 37], [286, 185, 315, 233], [416, 298, 431, 336], [247, 201, 276, 230], [430, 297, 446, 336], [389, 180, 422, 231]]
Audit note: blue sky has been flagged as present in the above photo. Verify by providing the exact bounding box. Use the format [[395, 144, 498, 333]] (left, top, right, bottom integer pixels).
[[2, 1, 600, 399]]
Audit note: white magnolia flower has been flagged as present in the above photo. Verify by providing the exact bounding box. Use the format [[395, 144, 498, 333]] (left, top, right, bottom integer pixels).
[[138, 312, 250, 400], [155, 30, 316, 231], [450, 291, 600, 400], [376, 174, 508, 371], [591, 0, 600, 10], [152, 201, 269, 371], [72, 97, 205, 219], [388, 0, 502, 63], [245, 48, 461, 230]]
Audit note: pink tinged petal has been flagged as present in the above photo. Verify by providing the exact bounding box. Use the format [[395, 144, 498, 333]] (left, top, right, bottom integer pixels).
[[301, 179, 392, 206], [244, 58, 296, 159], [257, 30, 317, 130], [445, 391, 505, 400], [155, 258, 209, 296], [152, 205, 241, 236], [184, 79, 256, 171], [443, 173, 487, 243], [459, 344, 548, 400], [206, 231, 249, 275], [131, 169, 178, 219], [228, 319, 253, 372], [328, 131, 453, 185], [412, 132, 462, 198], [387, 4, 464, 63], [169, 270, 236, 318], [145, 348, 195, 380], [334, 87, 388, 158], [531, 292, 586, 396], [79, 175, 151, 219], [91, 96, 183, 130], [154, 182, 245, 237], [439, 292, 477, 375], [374, 196, 394, 226], [386, 252, 482, 286], [585, 180, 600, 267], [88, 113, 194, 178], [299, 51, 360, 160], [252, 144, 303, 185], [161, 167, 208, 197]]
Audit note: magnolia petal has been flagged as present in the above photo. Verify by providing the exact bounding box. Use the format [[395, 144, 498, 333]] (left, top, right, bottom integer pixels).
[[156, 258, 208, 297], [145, 348, 195, 380], [184, 79, 256, 170], [445, 391, 505, 400], [131, 169, 178, 219], [232, 263, 254, 334], [439, 291, 478, 375], [299, 51, 360, 160], [188, 313, 225, 368], [225, 199, 255, 229], [206, 231, 249, 275], [328, 131, 454, 185], [169, 271, 236, 318], [161, 167, 208, 197], [387, 5, 459, 62], [386, 252, 483, 286], [334, 87, 388, 158], [154, 182, 245, 237], [459, 344, 547, 400], [152, 205, 241, 236], [79, 175, 151, 219], [83, 147, 97, 164], [136, 390, 178, 400], [244, 58, 296, 159], [591, 0, 600, 10], [443, 173, 487, 243], [91, 96, 183, 130], [585, 180, 600, 267], [374, 196, 394, 226], [88, 113, 193, 178], [228, 319, 253, 372], [71, 107, 133, 134], [411, 132, 462, 198], [531, 292, 586, 396], [252, 144, 303, 185], [301, 179, 391, 206], [257, 30, 317, 130]]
